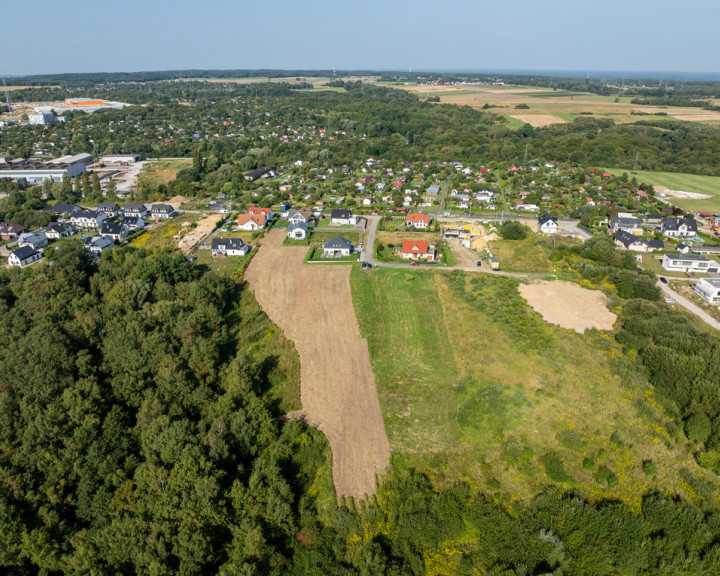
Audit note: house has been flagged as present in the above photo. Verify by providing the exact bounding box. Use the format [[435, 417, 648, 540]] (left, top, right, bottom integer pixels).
[[322, 236, 353, 257], [694, 278, 720, 304], [661, 218, 698, 238], [247, 206, 274, 220], [71, 210, 107, 228], [330, 209, 357, 226], [400, 240, 435, 261], [150, 204, 175, 219], [100, 222, 128, 241], [237, 213, 267, 230], [613, 231, 656, 252], [17, 231, 49, 251], [426, 185, 441, 196], [608, 216, 643, 235], [244, 167, 269, 181], [211, 237, 251, 257], [123, 202, 148, 218], [45, 222, 75, 239], [677, 242, 691, 254], [645, 214, 664, 225], [287, 207, 313, 224], [287, 221, 309, 240], [84, 236, 114, 254], [98, 202, 122, 218], [406, 212, 432, 229], [43, 203, 80, 216], [538, 214, 558, 234], [0, 221, 26, 240], [8, 246, 42, 267], [121, 216, 145, 230], [645, 239, 665, 251], [661, 253, 717, 273]]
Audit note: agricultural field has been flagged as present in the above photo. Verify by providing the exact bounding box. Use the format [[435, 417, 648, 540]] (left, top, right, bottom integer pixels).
[[394, 84, 720, 127], [605, 168, 720, 213], [137, 158, 192, 187], [351, 267, 709, 508]]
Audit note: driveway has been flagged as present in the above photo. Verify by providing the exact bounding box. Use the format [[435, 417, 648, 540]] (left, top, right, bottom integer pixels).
[[659, 282, 720, 331]]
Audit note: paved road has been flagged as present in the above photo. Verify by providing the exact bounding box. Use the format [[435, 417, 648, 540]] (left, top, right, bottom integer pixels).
[[659, 282, 720, 331]]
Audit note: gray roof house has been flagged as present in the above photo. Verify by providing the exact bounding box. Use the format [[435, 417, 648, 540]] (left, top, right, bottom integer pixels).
[[287, 221, 309, 239], [211, 237, 250, 257], [322, 236, 353, 257], [45, 222, 75, 239], [8, 246, 42, 267], [17, 231, 49, 251]]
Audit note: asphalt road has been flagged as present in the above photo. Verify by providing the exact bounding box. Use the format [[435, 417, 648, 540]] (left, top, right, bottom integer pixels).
[[658, 282, 720, 331]]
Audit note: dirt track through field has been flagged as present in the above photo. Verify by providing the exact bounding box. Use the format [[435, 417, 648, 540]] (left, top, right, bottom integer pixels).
[[245, 229, 390, 499]]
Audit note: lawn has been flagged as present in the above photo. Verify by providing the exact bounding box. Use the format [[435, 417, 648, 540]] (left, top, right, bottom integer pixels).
[[487, 237, 556, 273], [138, 159, 192, 187], [351, 267, 707, 508], [191, 246, 254, 277], [605, 168, 720, 213]]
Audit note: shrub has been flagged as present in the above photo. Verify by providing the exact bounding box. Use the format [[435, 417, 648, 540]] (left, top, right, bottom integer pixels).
[[499, 220, 529, 240], [595, 465, 619, 487], [515, 103, 530, 109], [583, 457, 596, 471], [642, 459, 658, 478], [686, 412, 712, 444], [543, 451, 571, 483]]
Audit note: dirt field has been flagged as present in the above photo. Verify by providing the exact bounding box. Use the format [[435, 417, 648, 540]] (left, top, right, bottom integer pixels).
[[519, 281, 617, 333], [245, 229, 390, 499], [509, 114, 567, 127], [175, 214, 220, 255]]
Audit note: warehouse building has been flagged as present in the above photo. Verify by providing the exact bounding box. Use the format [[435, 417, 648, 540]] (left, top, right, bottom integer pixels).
[[101, 154, 141, 165], [0, 154, 93, 183], [28, 111, 56, 125]]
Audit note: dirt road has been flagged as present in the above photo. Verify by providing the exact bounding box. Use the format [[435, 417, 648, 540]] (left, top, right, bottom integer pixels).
[[245, 229, 390, 499]]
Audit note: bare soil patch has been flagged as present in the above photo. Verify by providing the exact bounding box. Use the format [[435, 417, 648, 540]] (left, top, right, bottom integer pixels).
[[519, 281, 617, 333], [175, 214, 220, 255], [509, 114, 567, 127], [166, 195, 190, 210], [245, 229, 390, 499]]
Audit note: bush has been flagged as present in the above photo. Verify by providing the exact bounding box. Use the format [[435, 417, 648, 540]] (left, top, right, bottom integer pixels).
[[499, 220, 529, 240], [543, 451, 571, 482], [642, 459, 658, 478], [687, 412, 712, 444], [595, 465, 619, 487], [515, 103, 530, 109], [583, 456, 596, 471]]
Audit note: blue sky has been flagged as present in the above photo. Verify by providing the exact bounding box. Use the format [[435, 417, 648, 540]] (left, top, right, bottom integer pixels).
[[3, 0, 720, 75]]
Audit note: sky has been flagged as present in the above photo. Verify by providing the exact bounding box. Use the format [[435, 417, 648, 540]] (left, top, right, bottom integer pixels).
[[3, 0, 720, 76]]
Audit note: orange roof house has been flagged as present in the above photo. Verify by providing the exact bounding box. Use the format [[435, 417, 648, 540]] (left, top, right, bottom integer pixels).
[[247, 206, 273, 218], [237, 213, 267, 230], [400, 240, 435, 261], [406, 212, 432, 228]]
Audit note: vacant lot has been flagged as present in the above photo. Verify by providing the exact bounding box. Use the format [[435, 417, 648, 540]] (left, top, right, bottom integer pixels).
[[394, 84, 720, 127], [518, 281, 617, 333], [176, 214, 222, 255], [488, 237, 555, 273], [245, 229, 389, 499], [138, 159, 192, 187], [352, 269, 708, 507], [605, 168, 720, 213]]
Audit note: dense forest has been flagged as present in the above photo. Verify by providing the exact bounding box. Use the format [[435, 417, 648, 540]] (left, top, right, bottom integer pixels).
[[4, 244, 720, 573]]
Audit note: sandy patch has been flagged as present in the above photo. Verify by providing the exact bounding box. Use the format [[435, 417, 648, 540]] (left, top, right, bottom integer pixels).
[[519, 281, 617, 333], [166, 195, 190, 210], [175, 214, 221, 255], [509, 114, 567, 127], [245, 229, 390, 499]]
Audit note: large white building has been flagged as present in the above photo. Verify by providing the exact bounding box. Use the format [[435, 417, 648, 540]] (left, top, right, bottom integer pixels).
[[28, 111, 56, 125], [101, 154, 141, 165], [661, 253, 719, 273], [0, 153, 93, 183], [694, 278, 720, 304]]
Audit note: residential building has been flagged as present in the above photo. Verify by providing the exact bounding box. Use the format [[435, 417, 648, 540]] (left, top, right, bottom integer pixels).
[[98, 202, 122, 218], [330, 209, 357, 226], [538, 214, 559, 234], [661, 253, 717, 273], [609, 216, 643, 235], [247, 206, 274, 220], [694, 278, 720, 304], [400, 240, 436, 261], [71, 210, 107, 228], [244, 167, 269, 181], [237, 213, 267, 230], [661, 218, 698, 238], [123, 203, 148, 218], [121, 216, 145, 230], [322, 236, 353, 257], [211, 237, 251, 257], [8, 246, 42, 267], [150, 204, 175, 219], [43, 203, 80, 216], [84, 236, 114, 254], [406, 212, 432, 229], [45, 222, 75, 239], [100, 222, 128, 241], [613, 231, 661, 252], [287, 221, 309, 240], [17, 232, 49, 251], [287, 208, 312, 224], [0, 221, 26, 240]]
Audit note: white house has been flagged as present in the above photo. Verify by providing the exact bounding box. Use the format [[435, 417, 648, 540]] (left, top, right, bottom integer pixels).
[[45, 222, 75, 239], [406, 213, 432, 229], [287, 221, 309, 240], [694, 278, 720, 304], [123, 203, 148, 218], [100, 222, 128, 241], [211, 237, 250, 257], [322, 236, 353, 257], [538, 214, 559, 234], [237, 213, 266, 231], [8, 246, 42, 267], [121, 216, 145, 230], [661, 218, 698, 238], [84, 236, 114, 254], [98, 202, 122, 218], [609, 217, 643, 236], [150, 204, 175, 219], [71, 210, 107, 228], [661, 253, 718, 273], [330, 209, 357, 226]]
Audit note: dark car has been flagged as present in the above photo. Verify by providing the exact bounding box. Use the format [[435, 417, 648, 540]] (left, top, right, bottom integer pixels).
[[476, 261, 482, 267], [660, 277, 668, 284]]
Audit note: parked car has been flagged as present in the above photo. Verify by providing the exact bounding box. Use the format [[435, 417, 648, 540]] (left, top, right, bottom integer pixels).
[[660, 277, 668, 284], [476, 261, 482, 267], [411, 262, 419, 267]]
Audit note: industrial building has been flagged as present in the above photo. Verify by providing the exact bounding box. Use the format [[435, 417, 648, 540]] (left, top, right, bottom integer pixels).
[[0, 153, 93, 183], [101, 154, 141, 165], [28, 111, 56, 125]]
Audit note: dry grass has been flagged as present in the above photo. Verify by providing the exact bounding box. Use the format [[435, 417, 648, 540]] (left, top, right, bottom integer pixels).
[[138, 159, 192, 187]]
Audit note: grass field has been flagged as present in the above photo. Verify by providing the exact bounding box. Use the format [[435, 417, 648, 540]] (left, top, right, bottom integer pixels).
[[605, 168, 720, 213], [487, 237, 556, 273], [351, 267, 711, 509], [138, 159, 192, 187], [392, 84, 720, 127]]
